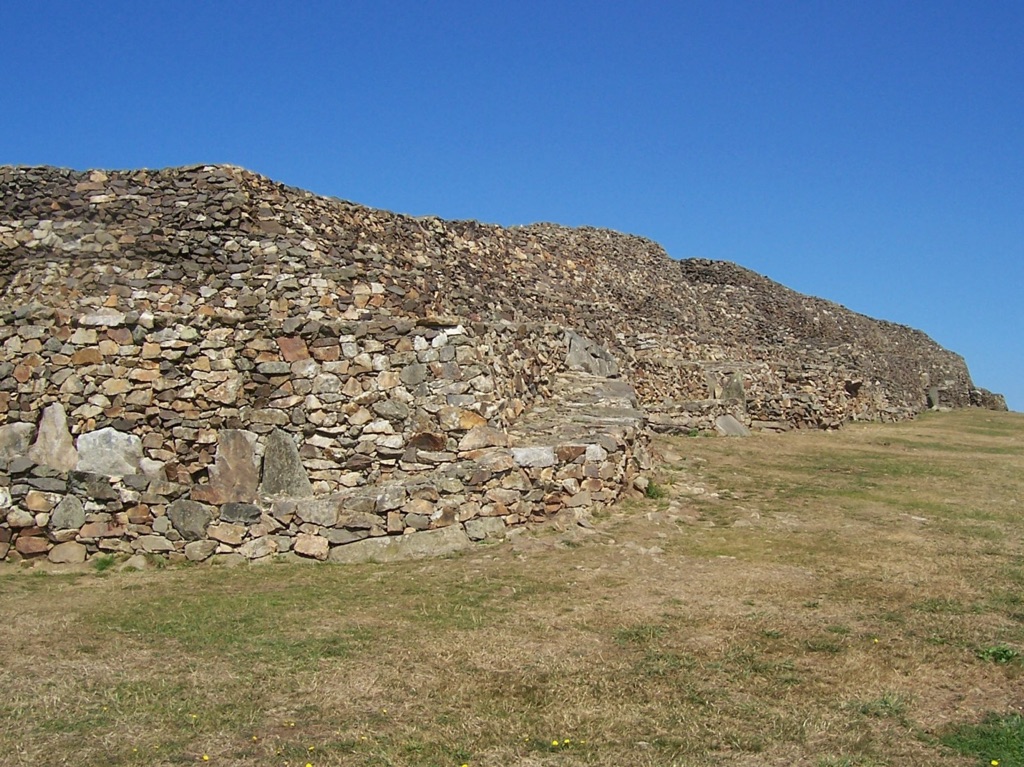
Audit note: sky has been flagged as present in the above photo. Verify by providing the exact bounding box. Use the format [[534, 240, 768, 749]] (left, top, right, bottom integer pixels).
[[2, 1, 1021, 410]]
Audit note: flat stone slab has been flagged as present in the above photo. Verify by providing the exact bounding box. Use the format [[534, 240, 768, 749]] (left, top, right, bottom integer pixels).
[[327, 525, 472, 564], [715, 414, 751, 437]]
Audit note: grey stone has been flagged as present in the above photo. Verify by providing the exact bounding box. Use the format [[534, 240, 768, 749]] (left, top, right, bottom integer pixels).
[[464, 517, 507, 541], [166, 499, 213, 541], [51, 495, 85, 530], [239, 536, 278, 560], [184, 540, 218, 561], [258, 429, 312, 498], [118, 554, 152, 571], [714, 414, 751, 437], [79, 309, 126, 327], [27, 403, 78, 473], [722, 372, 746, 403], [6, 509, 35, 527], [327, 524, 472, 564], [138, 534, 175, 552], [295, 498, 339, 527], [400, 363, 428, 386], [511, 446, 556, 468], [336, 511, 380, 529], [0, 422, 35, 462], [75, 427, 143, 476], [219, 502, 261, 525], [373, 398, 410, 421], [565, 330, 618, 377]]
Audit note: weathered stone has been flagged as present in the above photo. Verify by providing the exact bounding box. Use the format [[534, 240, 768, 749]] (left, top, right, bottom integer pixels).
[[464, 517, 507, 541], [714, 414, 751, 437], [184, 539, 218, 561], [565, 330, 618, 377], [75, 427, 143, 476], [0, 422, 35, 461], [6, 509, 35, 528], [295, 498, 339, 527], [294, 532, 329, 560], [24, 490, 58, 512], [208, 522, 245, 545], [27, 403, 78, 472], [15, 536, 49, 556], [327, 524, 472, 564], [239, 536, 278, 560], [458, 426, 508, 451], [258, 429, 313, 498], [166, 499, 213, 541], [51, 495, 86, 529], [337, 511, 380, 529], [511, 446, 556, 468], [219, 502, 261, 525], [138, 534, 175, 552], [191, 429, 260, 504], [277, 336, 310, 362]]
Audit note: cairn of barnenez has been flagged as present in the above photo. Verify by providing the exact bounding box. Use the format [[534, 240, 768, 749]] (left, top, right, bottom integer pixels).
[[0, 164, 1005, 565]]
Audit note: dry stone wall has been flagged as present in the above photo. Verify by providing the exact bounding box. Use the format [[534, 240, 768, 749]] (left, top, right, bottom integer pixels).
[[0, 163, 1000, 564]]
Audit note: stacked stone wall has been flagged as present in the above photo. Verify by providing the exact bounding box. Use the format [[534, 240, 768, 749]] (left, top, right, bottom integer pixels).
[[0, 163, 1002, 564]]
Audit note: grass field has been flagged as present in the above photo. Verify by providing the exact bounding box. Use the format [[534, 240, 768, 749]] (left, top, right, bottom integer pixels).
[[1, 408, 1023, 766]]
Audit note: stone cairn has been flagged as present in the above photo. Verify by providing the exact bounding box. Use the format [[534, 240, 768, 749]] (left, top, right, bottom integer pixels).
[[0, 164, 1002, 565]]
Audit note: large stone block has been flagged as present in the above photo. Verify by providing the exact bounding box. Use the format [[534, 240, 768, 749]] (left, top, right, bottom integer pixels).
[[75, 427, 143, 476], [191, 429, 259, 505], [28, 403, 78, 473], [0, 422, 35, 462], [167, 499, 213, 541], [258, 429, 313, 498], [327, 524, 472, 564]]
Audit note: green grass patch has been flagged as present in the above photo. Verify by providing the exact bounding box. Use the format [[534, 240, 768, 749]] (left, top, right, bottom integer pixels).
[[940, 713, 1024, 766]]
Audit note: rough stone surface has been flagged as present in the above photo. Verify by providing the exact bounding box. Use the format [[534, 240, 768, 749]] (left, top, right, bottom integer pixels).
[[27, 403, 78, 472], [75, 427, 143, 476], [191, 430, 259, 504], [51, 495, 85, 530], [219, 502, 261, 525], [465, 517, 507, 541], [184, 539, 218, 562], [294, 532, 329, 560], [167, 499, 213, 541], [327, 524, 472, 564], [259, 429, 313, 498], [715, 414, 751, 437], [0, 422, 35, 462]]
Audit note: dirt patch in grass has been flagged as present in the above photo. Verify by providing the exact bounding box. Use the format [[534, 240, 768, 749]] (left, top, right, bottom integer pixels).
[[2, 409, 1023, 766]]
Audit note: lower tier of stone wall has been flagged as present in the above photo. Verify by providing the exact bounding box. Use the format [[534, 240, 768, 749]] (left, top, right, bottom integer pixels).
[[0, 374, 648, 565]]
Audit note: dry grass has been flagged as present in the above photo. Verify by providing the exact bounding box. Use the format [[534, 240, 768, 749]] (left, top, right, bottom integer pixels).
[[2, 408, 1023, 766]]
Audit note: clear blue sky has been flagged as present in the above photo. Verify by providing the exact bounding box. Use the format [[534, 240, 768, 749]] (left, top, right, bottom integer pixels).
[[3, 1, 1021, 410]]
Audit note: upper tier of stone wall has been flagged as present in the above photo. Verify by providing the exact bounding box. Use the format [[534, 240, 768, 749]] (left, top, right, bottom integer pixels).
[[0, 164, 983, 427]]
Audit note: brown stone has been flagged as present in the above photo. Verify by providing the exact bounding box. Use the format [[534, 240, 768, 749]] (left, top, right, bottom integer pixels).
[[294, 532, 329, 560], [277, 336, 310, 362], [71, 347, 104, 365], [48, 541, 88, 564], [15, 536, 49, 556], [191, 429, 260, 504]]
